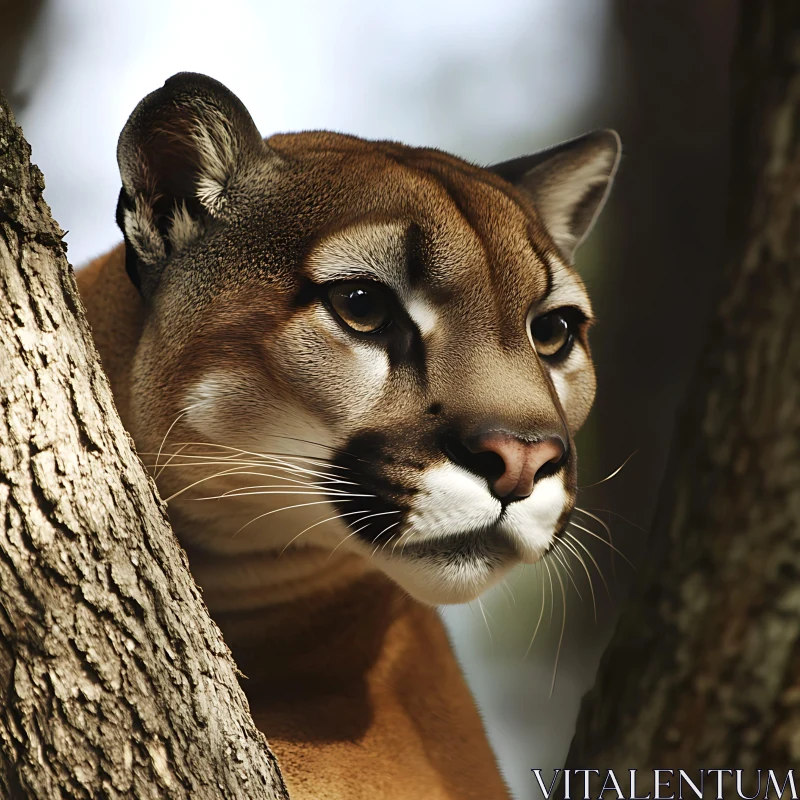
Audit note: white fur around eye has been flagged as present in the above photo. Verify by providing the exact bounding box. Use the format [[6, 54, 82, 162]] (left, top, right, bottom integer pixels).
[[551, 340, 591, 408], [406, 294, 439, 336], [550, 371, 570, 407]]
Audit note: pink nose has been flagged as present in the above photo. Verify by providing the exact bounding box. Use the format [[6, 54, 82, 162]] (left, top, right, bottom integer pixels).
[[468, 433, 566, 500]]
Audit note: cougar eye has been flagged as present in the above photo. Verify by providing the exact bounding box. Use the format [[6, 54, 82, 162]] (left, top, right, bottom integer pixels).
[[328, 282, 392, 334], [529, 309, 574, 360]]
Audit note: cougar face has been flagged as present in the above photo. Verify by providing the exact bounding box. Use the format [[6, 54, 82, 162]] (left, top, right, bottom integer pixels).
[[118, 73, 620, 606]]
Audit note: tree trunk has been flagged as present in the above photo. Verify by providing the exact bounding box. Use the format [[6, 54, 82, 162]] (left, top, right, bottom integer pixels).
[[0, 93, 288, 798], [584, 0, 734, 551], [565, 0, 800, 792]]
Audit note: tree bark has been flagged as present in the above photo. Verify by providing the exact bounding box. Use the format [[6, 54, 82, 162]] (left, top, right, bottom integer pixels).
[[0, 93, 288, 798], [565, 0, 800, 792]]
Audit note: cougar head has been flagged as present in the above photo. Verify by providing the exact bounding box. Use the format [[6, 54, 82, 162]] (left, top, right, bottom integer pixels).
[[117, 73, 620, 606]]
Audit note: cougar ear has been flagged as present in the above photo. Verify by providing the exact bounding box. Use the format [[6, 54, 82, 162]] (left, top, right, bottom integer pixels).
[[116, 72, 265, 295], [490, 130, 621, 261]]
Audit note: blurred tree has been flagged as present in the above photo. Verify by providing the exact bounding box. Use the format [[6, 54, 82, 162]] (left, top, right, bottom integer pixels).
[[0, 92, 288, 800], [549, 0, 738, 749], [565, 0, 800, 791], [0, 0, 45, 109], [585, 0, 736, 563]]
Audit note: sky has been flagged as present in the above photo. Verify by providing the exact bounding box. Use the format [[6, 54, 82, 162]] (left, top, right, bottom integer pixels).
[[15, 2, 610, 795]]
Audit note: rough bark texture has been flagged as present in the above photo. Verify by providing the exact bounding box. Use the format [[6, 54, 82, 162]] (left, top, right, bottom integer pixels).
[[0, 93, 288, 798], [565, 0, 800, 791]]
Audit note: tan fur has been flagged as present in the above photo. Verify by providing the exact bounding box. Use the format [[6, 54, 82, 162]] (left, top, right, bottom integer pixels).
[[76, 72, 619, 799], [76, 245, 144, 423], [77, 247, 511, 800]]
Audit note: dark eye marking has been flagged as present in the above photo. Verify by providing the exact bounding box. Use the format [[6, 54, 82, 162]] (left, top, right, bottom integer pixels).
[[318, 280, 427, 379]]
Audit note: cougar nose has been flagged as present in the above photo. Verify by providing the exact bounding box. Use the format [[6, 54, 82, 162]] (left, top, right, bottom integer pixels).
[[443, 431, 567, 502]]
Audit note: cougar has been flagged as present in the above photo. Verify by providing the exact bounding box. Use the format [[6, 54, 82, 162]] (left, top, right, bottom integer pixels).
[[76, 72, 620, 800]]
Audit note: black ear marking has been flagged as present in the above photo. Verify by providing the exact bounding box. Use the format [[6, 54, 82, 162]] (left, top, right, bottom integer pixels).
[[115, 189, 141, 292], [490, 130, 622, 261], [115, 72, 266, 297]]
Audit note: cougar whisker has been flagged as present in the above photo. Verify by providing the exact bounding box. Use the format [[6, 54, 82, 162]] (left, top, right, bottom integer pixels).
[[568, 520, 633, 567], [211, 477, 363, 497], [549, 561, 567, 698], [495, 578, 516, 610], [242, 433, 370, 465], [146, 458, 359, 490], [278, 508, 370, 556], [578, 451, 637, 490], [154, 441, 356, 474], [397, 526, 417, 557], [573, 507, 614, 543], [235, 498, 368, 537], [153, 405, 197, 479], [167, 468, 366, 504], [560, 536, 597, 622], [579, 505, 648, 535], [330, 524, 374, 559], [542, 556, 556, 629], [162, 467, 264, 503], [477, 598, 494, 650], [154, 442, 195, 480], [336, 518, 401, 559], [197, 489, 355, 501], [522, 562, 547, 661], [551, 544, 582, 603], [377, 516, 409, 553], [573, 506, 619, 578], [330, 526, 370, 559], [565, 531, 611, 599]]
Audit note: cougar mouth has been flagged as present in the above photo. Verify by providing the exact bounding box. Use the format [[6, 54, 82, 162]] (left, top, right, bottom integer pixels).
[[373, 521, 522, 606], [394, 525, 519, 564]]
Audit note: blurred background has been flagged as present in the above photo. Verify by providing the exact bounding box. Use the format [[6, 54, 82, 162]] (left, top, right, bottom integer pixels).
[[1, 1, 736, 796]]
